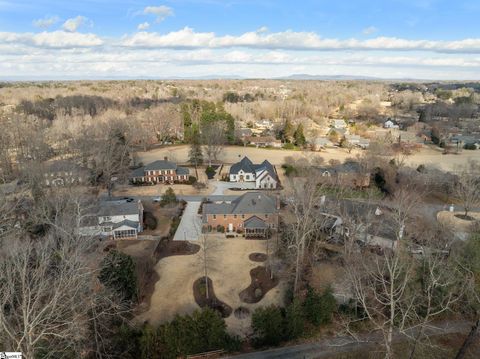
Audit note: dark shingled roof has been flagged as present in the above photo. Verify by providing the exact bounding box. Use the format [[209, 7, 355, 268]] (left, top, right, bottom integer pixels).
[[98, 201, 139, 217], [130, 166, 145, 178], [229, 156, 277, 181], [145, 160, 178, 171], [204, 192, 277, 217], [229, 156, 254, 175], [176, 166, 190, 175], [244, 215, 268, 229]]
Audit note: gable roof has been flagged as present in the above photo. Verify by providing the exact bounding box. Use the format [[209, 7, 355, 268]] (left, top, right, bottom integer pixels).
[[244, 215, 268, 229], [204, 192, 277, 216], [254, 160, 277, 180], [230, 156, 254, 174], [145, 160, 177, 171], [98, 201, 140, 217]]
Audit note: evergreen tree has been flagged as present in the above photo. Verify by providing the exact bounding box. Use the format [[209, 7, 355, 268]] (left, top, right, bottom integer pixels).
[[285, 299, 305, 339], [281, 119, 294, 143], [99, 250, 137, 302], [303, 286, 337, 326], [188, 131, 203, 166], [293, 124, 306, 146], [251, 305, 285, 346]]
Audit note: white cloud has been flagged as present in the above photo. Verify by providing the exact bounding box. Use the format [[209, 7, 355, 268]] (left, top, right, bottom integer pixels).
[[137, 22, 150, 30], [143, 5, 174, 23], [62, 16, 89, 32], [33, 16, 59, 29], [121, 27, 480, 54], [0, 31, 103, 48], [362, 26, 378, 35]]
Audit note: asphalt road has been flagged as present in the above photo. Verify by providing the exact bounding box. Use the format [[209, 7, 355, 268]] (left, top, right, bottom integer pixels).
[[227, 321, 472, 359]]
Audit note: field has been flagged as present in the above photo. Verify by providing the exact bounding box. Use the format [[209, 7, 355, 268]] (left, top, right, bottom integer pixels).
[[137, 144, 479, 172]]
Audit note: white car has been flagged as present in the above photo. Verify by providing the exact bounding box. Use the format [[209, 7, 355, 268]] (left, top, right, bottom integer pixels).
[[153, 197, 162, 203]]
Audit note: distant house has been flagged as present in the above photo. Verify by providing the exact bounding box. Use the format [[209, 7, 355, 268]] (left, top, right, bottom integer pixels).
[[384, 120, 400, 129], [202, 192, 279, 237], [79, 199, 144, 240], [237, 128, 253, 139], [130, 157, 189, 184], [43, 160, 89, 187], [254, 119, 274, 130], [345, 134, 370, 149], [450, 135, 480, 149], [311, 137, 333, 151], [332, 119, 347, 129], [229, 156, 278, 189], [317, 162, 370, 188], [246, 136, 282, 148]]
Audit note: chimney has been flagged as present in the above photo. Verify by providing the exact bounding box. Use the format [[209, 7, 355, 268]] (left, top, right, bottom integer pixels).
[[164, 156, 168, 161]]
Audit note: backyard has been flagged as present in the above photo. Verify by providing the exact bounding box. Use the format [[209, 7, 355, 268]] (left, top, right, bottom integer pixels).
[[135, 235, 288, 336]]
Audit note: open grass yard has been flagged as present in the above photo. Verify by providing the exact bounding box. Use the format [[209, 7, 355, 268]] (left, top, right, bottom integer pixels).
[[136, 145, 480, 172], [135, 235, 288, 336]]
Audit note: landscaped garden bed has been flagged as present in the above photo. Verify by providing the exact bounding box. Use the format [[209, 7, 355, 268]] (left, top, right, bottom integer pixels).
[[193, 277, 233, 318], [239, 266, 278, 304]]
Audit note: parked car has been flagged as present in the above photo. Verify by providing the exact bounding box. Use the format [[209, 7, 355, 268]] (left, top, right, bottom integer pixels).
[[153, 197, 161, 203]]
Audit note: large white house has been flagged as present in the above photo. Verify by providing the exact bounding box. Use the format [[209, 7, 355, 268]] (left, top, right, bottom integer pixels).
[[229, 156, 278, 189], [79, 199, 144, 239]]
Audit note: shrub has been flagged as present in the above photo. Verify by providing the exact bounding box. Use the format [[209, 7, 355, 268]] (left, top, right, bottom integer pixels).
[[143, 211, 158, 230], [169, 216, 181, 238], [216, 225, 225, 233], [140, 308, 238, 358], [303, 286, 337, 326], [282, 164, 297, 177], [251, 305, 285, 346], [285, 299, 305, 339], [187, 175, 198, 184], [283, 143, 295, 150], [99, 250, 138, 302], [205, 166, 216, 179]]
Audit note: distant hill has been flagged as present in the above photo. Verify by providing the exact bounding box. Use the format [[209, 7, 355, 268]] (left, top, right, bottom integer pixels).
[[277, 74, 384, 81]]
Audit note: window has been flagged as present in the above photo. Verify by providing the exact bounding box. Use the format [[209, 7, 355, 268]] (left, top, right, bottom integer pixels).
[[265, 214, 269, 218], [213, 215, 216, 219], [242, 214, 245, 219], [234, 214, 237, 219], [224, 215, 227, 219]]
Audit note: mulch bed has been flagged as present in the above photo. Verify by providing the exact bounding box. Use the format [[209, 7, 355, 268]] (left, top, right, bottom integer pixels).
[[239, 266, 279, 304], [249, 253, 267, 262], [193, 277, 233, 318], [454, 214, 476, 221], [154, 239, 200, 261]]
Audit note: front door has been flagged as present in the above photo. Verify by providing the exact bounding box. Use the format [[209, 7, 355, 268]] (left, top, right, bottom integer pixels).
[[239, 175, 244, 182]]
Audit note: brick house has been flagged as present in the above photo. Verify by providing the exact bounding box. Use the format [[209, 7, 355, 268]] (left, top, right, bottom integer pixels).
[[130, 157, 189, 184], [202, 192, 279, 237]]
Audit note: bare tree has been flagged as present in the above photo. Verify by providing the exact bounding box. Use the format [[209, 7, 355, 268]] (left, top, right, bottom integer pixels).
[[283, 178, 326, 294], [453, 161, 480, 219], [201, 122, 226, 167]]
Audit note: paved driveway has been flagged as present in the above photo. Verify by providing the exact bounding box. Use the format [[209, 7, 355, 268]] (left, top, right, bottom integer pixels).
[[211, 180, 256, 195], [173, 201, 202, 241]]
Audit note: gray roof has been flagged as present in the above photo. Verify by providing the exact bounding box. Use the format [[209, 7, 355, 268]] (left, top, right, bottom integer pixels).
[[112, 219, 139, 230], [145, 160, 177, 171], [244, 216, 268, 229], [131, 166, 145, 178], [98, 201, 140, 217], [204, 192, 277, 216], [176, 166, 190, 175]]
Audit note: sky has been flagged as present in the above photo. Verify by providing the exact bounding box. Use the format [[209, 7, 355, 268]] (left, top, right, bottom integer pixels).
[[2, 0, 480, 80]]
